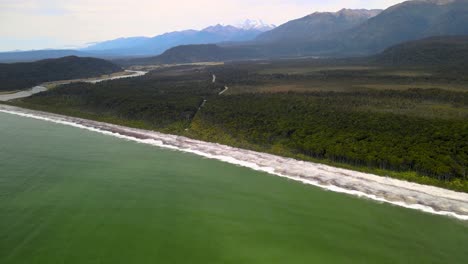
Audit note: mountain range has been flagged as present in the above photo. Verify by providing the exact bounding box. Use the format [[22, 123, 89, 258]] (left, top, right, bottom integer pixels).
[[82, 20, 275, 56], [256, 9, 382, 43], [0, 20, 274, 62], [123, 0, 468, 65], [339, 0, 468, 54], [254, 0, 468, 56], [1, 0, 468, 64]]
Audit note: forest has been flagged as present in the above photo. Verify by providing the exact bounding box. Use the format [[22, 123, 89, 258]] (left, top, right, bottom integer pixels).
[[9, 60, 468, 191], [0, 56, 122, 92]]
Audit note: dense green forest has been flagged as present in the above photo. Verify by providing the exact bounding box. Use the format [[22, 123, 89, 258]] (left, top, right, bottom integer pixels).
[[18, 66, 223, 131], [190, 93, 467, 182], [10, 60, 468, 191], [0, 56, 122, 91]]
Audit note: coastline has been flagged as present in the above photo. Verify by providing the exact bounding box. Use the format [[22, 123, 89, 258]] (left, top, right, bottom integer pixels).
[[1, 104, 467, 220]]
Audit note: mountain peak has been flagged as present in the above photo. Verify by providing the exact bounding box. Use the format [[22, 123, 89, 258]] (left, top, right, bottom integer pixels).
[[237, 19, 276, 31]]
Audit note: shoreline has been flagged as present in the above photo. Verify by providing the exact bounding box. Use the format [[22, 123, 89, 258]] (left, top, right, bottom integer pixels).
[[0, 104, 467, 220]]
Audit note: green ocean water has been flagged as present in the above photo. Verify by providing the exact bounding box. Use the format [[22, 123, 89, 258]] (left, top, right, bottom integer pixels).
[[0, 112, 467, 264]]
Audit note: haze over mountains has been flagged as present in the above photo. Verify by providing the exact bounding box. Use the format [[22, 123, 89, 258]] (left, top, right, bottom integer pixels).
[[0, 50, 94, 63], [1, 0, 467, 63], [0, 20, 274, 62], [82, 20, 274, 57]]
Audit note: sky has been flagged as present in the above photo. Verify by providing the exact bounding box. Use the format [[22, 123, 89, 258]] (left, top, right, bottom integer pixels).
[[0, 0, 405, 52]]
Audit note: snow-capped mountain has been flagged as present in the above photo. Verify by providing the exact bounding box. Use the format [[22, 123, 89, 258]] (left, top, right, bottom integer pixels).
[[237, 19, 276, 31]]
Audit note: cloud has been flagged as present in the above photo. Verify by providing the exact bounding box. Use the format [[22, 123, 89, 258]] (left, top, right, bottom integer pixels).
[[0, 0, 405, 51]]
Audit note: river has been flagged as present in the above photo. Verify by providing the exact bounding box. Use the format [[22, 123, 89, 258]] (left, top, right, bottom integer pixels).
[[0, 70, 147, 101]]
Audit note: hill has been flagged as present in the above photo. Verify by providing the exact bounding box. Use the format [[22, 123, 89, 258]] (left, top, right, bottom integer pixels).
[[373, 36, 468, 70], [0, 56, 122, 91], [116, 44, 264, 66]]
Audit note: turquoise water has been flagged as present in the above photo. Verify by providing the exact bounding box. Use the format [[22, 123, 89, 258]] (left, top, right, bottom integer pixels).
[[1, 112, 467, 263]]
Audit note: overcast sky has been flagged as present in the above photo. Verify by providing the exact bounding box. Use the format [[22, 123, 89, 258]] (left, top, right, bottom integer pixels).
[[0, 0, 405, 51]]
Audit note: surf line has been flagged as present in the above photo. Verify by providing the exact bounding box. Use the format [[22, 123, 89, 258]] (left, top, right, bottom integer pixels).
[[1, 107, 467, 221]]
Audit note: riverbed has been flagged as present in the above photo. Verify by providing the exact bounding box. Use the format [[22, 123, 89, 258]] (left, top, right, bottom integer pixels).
[[0, 70, 147, 101]]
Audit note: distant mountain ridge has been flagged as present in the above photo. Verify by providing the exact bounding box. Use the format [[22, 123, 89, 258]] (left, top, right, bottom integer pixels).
[[83, 21, 275, 56], [118, 9, 384, 65], [133, 0, 468, 65], [340, 0, 468, 54], [0, 21, 275, 63], [2, 0, 468, 64], [256, 9, 382, 43], [254, 0, 468, 56], [0, 50, 93, 63]]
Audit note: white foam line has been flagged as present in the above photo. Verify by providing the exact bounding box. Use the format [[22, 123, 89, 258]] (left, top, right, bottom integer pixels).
[[1, 107, 467, 221]]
